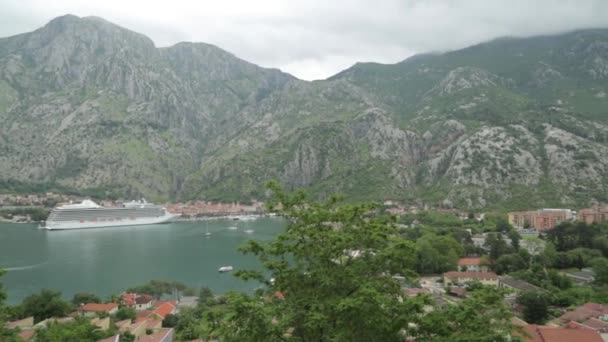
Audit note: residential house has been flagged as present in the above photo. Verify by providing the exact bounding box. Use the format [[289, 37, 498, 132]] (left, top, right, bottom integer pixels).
[[91, 317, 111, 330], [471, 234, 487, 250], [457, 257, 488, 272], [18, 330, 36, 341], [565, 268, 595, 284], [403, 288, 430, 297], [177, 296, 198, 309], [559, 303, 608, 324], [567, 319, 608, 335], [79, 303, 119, 317], [127, 321, 148, 340], [443, 271, 499, 287], [5, 316, 34, 330], [122, 292, 154, 311], [508, 209, 573, 231], [98, 335, 120, 342], [521, 324, 603, 342], [139, 328, 174, 342], [115, 319, 132, 332], [152, 301, 177, 319], [579, 205, 608, 224], [499, 276, 539, 295]]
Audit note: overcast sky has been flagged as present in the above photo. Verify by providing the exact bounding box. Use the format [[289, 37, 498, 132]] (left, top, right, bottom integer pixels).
[[0, 0, 607, 80]]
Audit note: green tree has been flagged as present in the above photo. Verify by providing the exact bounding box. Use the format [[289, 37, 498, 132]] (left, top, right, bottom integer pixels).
[[19, 289, 72, 323], [517, 291, 549, 324], [591, 257, 608, 285], [508, 230, 521, 251], [220, 183, 517, 341], [34, 317, 106, 342], [415, 234, 463, 274], [495, 254, 527, 274], [496, 218, 513, 233], [114, 306, 136, 321], [0, 269, 19, 341], [225, 184, 425, 341], [198, 286, 213, 307], [162, 313, 179, 328], [417, 287, 517, 342], [485, 233, 509, 264], [71, 292, 101, 306]]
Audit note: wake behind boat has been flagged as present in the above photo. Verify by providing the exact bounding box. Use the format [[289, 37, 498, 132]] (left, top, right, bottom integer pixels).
[[40, 199, 180, 230]]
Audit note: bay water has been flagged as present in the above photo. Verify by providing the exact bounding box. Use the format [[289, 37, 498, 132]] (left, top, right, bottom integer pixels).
[[0, 218, 284, 304]]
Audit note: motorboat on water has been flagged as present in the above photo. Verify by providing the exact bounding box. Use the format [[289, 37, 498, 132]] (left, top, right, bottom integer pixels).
[[218, 266, 233, 272]]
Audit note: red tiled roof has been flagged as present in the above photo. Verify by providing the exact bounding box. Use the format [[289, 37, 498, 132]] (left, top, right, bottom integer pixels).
[[522, 325, 603, 342], [582, 318, 608, 330], [560, 303, 608, 322], [583, 303, 608, 314], [80, 303, 118, 312], [404, 288, 430, 297], [444, 271, 497, 279], [18, 330, 35, 341], [122, 293, 136, 306], [458, 257, 482, 266], [153, 302, 175, 318]]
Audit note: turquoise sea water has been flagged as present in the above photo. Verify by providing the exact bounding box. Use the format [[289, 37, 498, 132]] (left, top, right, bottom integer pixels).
[[0, 218, 284, 304]]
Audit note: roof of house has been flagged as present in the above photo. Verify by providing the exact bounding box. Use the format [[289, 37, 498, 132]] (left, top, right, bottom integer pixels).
[[560, 307, 598, 322], [5, 316, 33, 329], [444, 271, 497, 279], [80, 303, 119, 312], [123, 292, 136, 306], [153, 302, 175, 319], [522, 325, 603, 342], [18, 329, 35, 341], [98, 335, 120, 342], [582, 318, 608, 330], [560, 303, 608, 322], [404, 288, 430, 297], [115, 319, 132, 329], [139, 328, 174, 342], [136, 294, 154, 304], [448, 286, 467, 297], [499, 276, 539, 291], [458, 257, 482, 266]]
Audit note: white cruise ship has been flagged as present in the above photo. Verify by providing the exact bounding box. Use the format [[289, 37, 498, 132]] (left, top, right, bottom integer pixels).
[[41, 199, 179, 230]]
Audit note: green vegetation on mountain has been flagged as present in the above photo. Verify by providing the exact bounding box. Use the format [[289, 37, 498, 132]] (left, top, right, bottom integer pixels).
[[1, 15, 608, 208]]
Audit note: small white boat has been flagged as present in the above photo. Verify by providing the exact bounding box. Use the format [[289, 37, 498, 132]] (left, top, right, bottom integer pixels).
[[228, 226, 238, 230], [244, 229, 254, 234], [218, 266, 233, 272]]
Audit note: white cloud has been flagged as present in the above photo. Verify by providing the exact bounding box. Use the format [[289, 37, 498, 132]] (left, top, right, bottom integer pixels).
[[0, 0, 607, 80]]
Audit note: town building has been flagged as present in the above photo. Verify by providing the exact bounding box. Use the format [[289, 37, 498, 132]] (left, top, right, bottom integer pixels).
[[139, 328, 174, 342], [521, 324, 603, 342], [559, 303, 608, 324], [457, 257, 488, 272], [78, 303, 119, 317], [565, 268, 595, 284], [579, 205, 608, 224], [499, 276, 539, 295], [508, 209, 574, 231], [443, 271, 499, 287], [122, 292, 154, 310]]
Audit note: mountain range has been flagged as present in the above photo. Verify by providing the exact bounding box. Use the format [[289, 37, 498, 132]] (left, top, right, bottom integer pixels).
[[1, 15, 608, 209]]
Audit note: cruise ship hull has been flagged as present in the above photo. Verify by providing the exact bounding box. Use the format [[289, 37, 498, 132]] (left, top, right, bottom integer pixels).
[[42, 213, 180, 230]]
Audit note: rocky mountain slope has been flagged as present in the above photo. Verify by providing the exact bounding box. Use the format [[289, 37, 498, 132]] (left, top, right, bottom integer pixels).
[[1, 15, 607, 209]]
